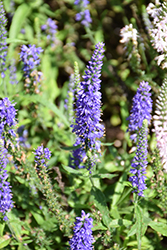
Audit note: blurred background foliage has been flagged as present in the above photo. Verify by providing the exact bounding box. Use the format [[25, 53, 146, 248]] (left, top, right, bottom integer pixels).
[[1, 0, 167, 249]]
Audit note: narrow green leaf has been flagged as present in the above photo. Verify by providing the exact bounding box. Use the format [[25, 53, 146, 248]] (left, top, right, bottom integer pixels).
[[128, 222, 137, 237], [135, 205, 142, 250], [6, 38, 28, 44], [112, 172, 127, 206], [101, 142, 114, 146], [148, 221, 167, 236], [91, 186, 112, 227], [0, 223, 5, 237], [91, 173, 118, 179], [62, 165, 88, 176], [9, 4, 31, 39]]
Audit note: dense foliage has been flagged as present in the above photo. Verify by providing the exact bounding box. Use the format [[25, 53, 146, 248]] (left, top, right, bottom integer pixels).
[[0, 0, 167, 249]]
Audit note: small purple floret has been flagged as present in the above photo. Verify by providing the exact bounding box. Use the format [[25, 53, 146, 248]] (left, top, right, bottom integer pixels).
[[34, 145, 51, 167]]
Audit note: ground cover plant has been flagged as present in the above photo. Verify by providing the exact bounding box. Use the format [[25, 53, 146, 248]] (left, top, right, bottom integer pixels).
[[1, 0, 167, 249]]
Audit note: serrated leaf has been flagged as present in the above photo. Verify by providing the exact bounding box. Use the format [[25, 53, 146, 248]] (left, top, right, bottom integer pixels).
[[148, 221, 167, 236], [0, 237, 11, 249], [91, 186, 112, 228]]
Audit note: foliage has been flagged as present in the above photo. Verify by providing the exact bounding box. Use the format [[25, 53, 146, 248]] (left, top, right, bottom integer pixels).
[[0, 0, 167, 249]]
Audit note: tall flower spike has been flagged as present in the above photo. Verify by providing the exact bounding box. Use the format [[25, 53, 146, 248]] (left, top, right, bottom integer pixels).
[[71, 42, 105, 169], [147, 2, 167, 68], [153, 78, 167, 172], [0, 140, 13, 220], [20, 44, 43, 93], [69, 210, 94, 250], [129, 120, 148, 197], [128, 81, 152, 141], [0, 1, 7, 78], [74, 0, 92, 27]]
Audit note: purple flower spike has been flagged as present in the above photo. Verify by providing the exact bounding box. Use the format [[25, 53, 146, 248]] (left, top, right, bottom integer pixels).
[[129, 121, 148, 197], [0, 1, 7, 78], [71, 42, 105, 169], [128, 81, 152, 141], [69, 210, 94, 250], [0, 141, 13, 220]]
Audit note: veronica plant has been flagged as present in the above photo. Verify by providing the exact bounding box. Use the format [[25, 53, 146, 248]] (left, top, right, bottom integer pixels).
[[147, 2, 167, 68], [0, 97, 17, 140], [120, 24, 142, 74], [153, 78, 167, 172], [69, 210, 94, 250], [74, 0, 92, 27], [0, 0, 7, 79], [71, 42, 105, 170], [128, 81, 152, 196], [0, 97, 18, 220], [19, 44, 43, 94]]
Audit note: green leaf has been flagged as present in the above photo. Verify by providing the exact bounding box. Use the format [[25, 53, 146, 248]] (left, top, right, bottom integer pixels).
[[148, 221, 167, 236], [109, 219, 132, 228], [0, 223, 5, 237], [6, 38, 28, 44], [128, 222, 137, 237], [92, 223, 107, 231], [135, 205, 142, 250], [101, 142, 114, 146], [18, 95, 70, 127], [112, 172, 127, 206], [62, 165, 88, 176], [91, 186, 112, 228], [0, 237, 11, 249], [9, 4, 31, 39], [31, 211, 44, 225], [91, 173, 118, 179]]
